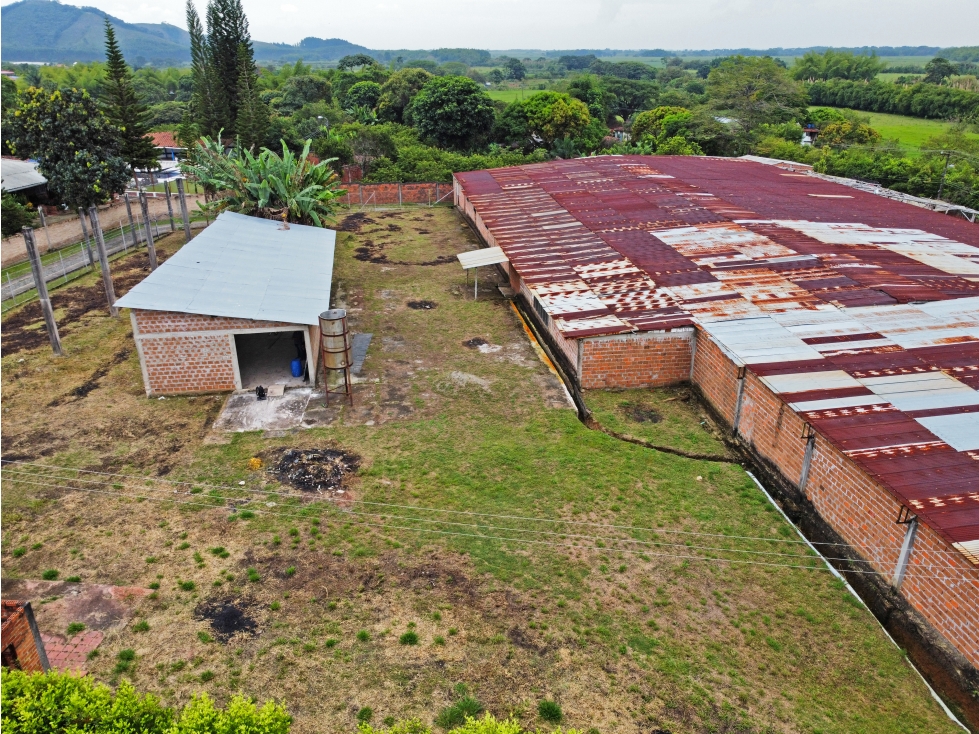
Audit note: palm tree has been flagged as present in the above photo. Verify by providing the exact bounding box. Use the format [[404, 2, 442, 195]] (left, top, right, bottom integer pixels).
[[180, 135, 346, 227]]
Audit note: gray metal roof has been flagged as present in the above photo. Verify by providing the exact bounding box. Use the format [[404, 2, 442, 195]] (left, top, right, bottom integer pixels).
[[116, 211, 336, 326], [1, 158, 47, 192]]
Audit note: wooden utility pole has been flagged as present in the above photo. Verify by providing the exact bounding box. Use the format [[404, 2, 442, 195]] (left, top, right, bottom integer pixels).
[[22, 227, 62, 355], [139, 192, 158, 270], [164, 181, 176, 232], [176, 178, 192, 242], [77, 208, 95, 267], [88, 206, 118, 316]]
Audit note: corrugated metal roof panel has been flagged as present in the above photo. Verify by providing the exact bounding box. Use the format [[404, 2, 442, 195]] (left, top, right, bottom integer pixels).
[[115, 211, 335, 326], [455, 156, 979, 558]]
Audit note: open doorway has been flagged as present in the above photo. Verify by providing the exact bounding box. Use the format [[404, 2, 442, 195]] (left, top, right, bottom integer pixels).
[[234, 330, 309, 390]]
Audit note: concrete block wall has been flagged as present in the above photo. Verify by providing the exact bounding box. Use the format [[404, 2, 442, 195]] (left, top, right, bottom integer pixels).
[[1, 601, 48, 672], [131, 310, 304, 396], [691, 329, 979, 671], [579, 330, 695, 389]]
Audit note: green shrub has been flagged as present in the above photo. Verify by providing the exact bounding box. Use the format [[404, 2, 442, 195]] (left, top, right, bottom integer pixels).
[[357, 707, 374, 723], [538, 700, 563, 723], [1, 669, 293, 732], [133, 620, 150, 633], [66, 622, 86, 636], [66, 576, 81, 583], [12, 547, 26, 558], [41, 569, 59, 581], [178, 580, 196, 592], [356, 630, 370, 642], [0, 668, 171, 731]]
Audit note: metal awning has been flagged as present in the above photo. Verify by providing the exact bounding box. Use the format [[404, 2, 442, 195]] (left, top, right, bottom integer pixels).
[[457, 247, 509, 299], [457, 246, 509, 269]]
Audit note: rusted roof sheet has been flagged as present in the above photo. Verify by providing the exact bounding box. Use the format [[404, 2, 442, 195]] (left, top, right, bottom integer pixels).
[[454, 156, 979, 562]]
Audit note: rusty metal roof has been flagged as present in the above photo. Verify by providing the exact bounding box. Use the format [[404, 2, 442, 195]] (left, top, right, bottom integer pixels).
[[455, 156, 979, 563]]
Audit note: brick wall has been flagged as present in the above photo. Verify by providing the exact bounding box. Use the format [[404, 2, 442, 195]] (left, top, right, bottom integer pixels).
[[343, 183, 453, 207], [691, 329, 979, 671], [579, 329, 695, 389], [131, 310, 308, 396], [1, 601, 48, 672]]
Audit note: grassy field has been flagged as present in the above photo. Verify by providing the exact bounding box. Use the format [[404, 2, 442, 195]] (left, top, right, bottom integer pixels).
[[486, 89, 546, 103], [810, 107, 979, 150], [0, 207, 963, 734]]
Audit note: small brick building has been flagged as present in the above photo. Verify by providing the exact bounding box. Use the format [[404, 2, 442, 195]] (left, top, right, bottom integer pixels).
[[116, 211, 336, 396], [455, 156, 979, 720], [1, 601, 49, 672]]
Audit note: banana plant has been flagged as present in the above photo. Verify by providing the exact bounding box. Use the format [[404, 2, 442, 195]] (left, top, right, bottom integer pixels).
[[180, 134, 346, 227]]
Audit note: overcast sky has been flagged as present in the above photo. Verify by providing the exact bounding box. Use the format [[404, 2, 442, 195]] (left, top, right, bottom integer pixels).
[[9, 0, 979, 49]]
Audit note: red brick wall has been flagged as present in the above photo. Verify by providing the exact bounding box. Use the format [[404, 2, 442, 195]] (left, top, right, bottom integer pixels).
[[343, 183, 452, 207], [691, 329, 979, 669], [133, 311, 296, 335], [579, 330, 694, 389], [1, 601, 47, 672], [132, 310, 304, 396]]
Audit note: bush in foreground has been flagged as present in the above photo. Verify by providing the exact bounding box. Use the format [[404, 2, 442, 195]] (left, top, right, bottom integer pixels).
[[359, 713, 583, 734], [0, 669, 291, 733]]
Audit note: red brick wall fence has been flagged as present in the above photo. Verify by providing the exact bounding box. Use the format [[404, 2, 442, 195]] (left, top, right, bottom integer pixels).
[[342, 183, 453, 207]]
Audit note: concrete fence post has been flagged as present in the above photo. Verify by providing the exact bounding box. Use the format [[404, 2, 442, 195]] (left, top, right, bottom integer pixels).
[[88, 206, 118, 316], [176, 178, 192, 242], [164, 180, 176, 232], [77, 208, 95, 267], [139, 193, 158, 270], [22, 227, 62, 355]]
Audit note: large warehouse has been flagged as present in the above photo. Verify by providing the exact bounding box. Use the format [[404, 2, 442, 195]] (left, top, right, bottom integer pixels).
[[454, 156, 979, 703], [116, 211, 335, 395]]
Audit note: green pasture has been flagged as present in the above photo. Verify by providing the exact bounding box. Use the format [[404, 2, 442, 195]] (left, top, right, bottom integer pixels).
[[811, 107, 979, 150]]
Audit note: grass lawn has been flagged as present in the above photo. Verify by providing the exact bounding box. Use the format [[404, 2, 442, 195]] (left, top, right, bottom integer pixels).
[[810, 107, 979, 151], [486, 89, 551, 103], [0, 207, 963, 734]]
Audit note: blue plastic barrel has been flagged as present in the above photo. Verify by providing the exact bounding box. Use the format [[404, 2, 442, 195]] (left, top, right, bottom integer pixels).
[[291, 359, 302, 378]]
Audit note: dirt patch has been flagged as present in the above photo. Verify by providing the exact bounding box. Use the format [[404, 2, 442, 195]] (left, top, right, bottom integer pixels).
[[407, 300, 437, 310], [49, 348, 132, 406], [194, 597, 259, 642], [354, 240, 455, 267], [621, 402, 663, 424], [2, 250, 162, 354], [267, 447, 361, 493], [463, 337, 487, 348], [336, 212, 376, 233]]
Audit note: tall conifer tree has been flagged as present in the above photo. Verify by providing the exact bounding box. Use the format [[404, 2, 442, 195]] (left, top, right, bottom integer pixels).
[[102, 19, 157, 172], [234, 45, 269, 150]]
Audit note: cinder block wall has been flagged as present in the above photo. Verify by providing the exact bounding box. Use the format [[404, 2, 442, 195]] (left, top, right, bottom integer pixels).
[[1, 601, 47, 672], [691, 329, 979, 671], [132, 310, 300, 396], [579, 330, 694, 389]]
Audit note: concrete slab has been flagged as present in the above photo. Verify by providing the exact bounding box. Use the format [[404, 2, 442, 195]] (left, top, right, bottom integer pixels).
[[351, 333, 372, 374], [212, 388, 313, 433]]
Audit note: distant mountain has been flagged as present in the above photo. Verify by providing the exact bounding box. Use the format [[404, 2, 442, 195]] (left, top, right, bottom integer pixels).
[[0, 0, 370, 65], [1, 0, 190, 64], [2, 1, 975, 67]]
